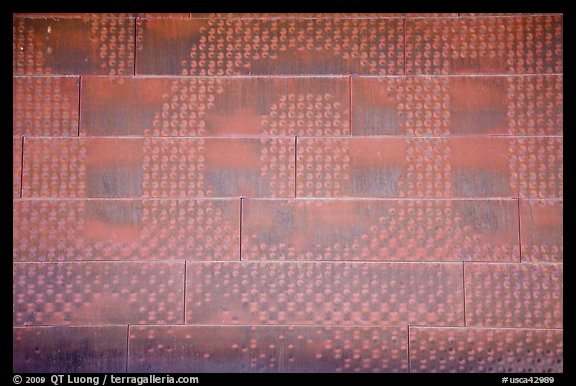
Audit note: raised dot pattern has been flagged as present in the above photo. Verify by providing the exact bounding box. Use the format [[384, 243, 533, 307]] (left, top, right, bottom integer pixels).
[[262, 92, 348, 136], [13, 77, 78, 137], [186, 262, 464, 326], [22, 139, 87, 198], [506, 76, 562, 135], [242, 200, 518, 262], [410, 328, 563, 373], [83, 15, 135, 76], [181, 19, 404, 75], [142, 138, 206, 197], [13, 18, 48, 74], [521, 200, 563, 263], [139, 200, 238, 260], [398, 139, 452, 197], [147, 79, 225, 137], [296, 138, 350, 197], [129, 325, 409, 373], [406, 16, 563, 75], [465, 264, 562, 328], [13, 262, 184, 326], [382, 77, 451, 136], [13, 201, 86, 262], [259, 138, 295, 198], [516, 137, 562, 198]]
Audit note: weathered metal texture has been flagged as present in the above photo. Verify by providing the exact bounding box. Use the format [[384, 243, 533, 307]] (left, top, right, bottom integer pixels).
[[296, 137, 518, 198], [352, 76, 562, 136], [186, 262, 464, 326], [406, 16, 563, 74], [128, 325, 409, 373], [21, 138, 295, 198], [136, 18, 404, 75], [520, 200, 563, 262], [464, 263, 562, 328], [13, 326, 128, 373], [13, 76, 80, 137], [13, 262, 185, 326], [515, 137, 563, 199], [242, 199, 519, 262], [13, 16, 135, 75], [13, 137, 22, 198], [13, 199, 240, 261], [409, 327, 563, 373], [80, 77, 350, 137]]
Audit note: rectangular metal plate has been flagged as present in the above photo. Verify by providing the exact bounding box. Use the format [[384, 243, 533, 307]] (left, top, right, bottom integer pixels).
[[80, 77, 349, 137], [464, 263, 562, 328], [242, 199, 519, 262], [13, 262, 185, 326], [186, 262, 464, 326], [128, 325, 408, 372], [14, 326, 127, 373], [409, 327, 563, 373], [520, 200, 563, 262], [352, 76, 562, 136], [13, 16, 135, 75], [13, 199, 240, 261], [13, 76, 80, 137]]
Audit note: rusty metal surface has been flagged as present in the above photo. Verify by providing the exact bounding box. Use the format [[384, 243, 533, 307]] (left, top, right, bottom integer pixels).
[[13, 16, 135, 75], [128, 325, 408, 373], [406, 16, 563, 74], [242, 199, 519, 262], [80, 77, 350, 137], [515, 137, 563, 199], [13, 326, 127, 373], [186, 262, 464, 326], [520, 200, 563, 262], [296, 137, 518, 198], [13, 199, 240, 261], [464, 263, 562, 328], [352, 75, 562, 136], [22, 138, 295, 198], [13, 262, 185, 326], [190, 13, 458, 19], [409, 327, 563, 373], [13, 137, 22, 198], [136, 18, 404, 75], [13, 76, 80, 137]]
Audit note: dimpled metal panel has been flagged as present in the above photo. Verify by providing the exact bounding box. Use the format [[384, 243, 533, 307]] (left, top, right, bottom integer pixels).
[[13, 262, 185, 326], [514, 137, 563, 199], [242, 199, 519, 262], [190, 13, 457, 19], [13, 326, 128, 373], [128, 325, 408, 373], [13, 76, 80, 137], [136, 18, 404, 75], [13, 16, 135, 75], [464, 263, 562, 328], [22, 138, 144, 198], [409, 327, 563, 373], [186, 262, 464, 326], [296, 137, 517, 198], [80, 77, 349, 137], [13, 199, 239, 261], [351, 75, 562, 136], [520, 200, 563, 262], [406, 16, 563, 74], [22, 138, 295, 198], [13, 137, 22, 198], [22, 138, 88, 198], [142, 138, 295, 198]]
